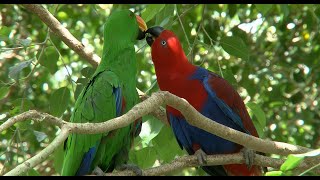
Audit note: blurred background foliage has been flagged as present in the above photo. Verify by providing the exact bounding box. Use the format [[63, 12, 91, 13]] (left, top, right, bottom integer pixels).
[[0, 4, 320, 176]]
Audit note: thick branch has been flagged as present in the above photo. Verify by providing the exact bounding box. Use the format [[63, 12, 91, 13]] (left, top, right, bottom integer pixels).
[[165, 93, 308, 155], [2, 4, 316, 176], [105, 153, 319, 176], [21, 4, 100, 67], [1, 91, 318, 175], [137, 88, 169, 126], [0, 110, 66, 132]]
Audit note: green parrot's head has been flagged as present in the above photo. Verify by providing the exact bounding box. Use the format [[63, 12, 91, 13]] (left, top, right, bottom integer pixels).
[[103, 10, 148, 43]]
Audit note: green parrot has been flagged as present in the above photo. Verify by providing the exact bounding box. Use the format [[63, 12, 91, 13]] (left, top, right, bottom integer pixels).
[[61, 10, 148, 176]]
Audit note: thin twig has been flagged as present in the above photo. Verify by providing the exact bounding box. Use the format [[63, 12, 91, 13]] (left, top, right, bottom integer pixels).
[[187, 4, 206, 63], [175, 5, 191, 49], [201, 26, 224, 78], [169, 4, 199, 28], [0, 42, 46, 52], [4, 126, 70, 176], [48, 38, 75, 92], [0, 128, 18, 175]]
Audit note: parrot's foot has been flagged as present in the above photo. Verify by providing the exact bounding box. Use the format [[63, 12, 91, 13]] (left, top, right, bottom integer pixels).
[[117, 164, 143, 176], [92, 166, 105, 176], [194, 149, 208, 166], [241, 147, 256, 169]]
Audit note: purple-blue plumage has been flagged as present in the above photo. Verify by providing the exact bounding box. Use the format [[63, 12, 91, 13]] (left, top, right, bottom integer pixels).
[[149, 29, 262, 175]]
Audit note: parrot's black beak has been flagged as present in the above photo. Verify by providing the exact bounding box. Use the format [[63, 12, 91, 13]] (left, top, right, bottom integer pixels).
[[137, 29, 146, 40], [146, 26, 164, 46]]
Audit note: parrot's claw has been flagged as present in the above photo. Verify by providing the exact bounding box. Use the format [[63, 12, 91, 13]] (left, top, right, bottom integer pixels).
[[195, 149, 208, 166], [92, 166, 105, 176], [241, 147, 256, 169], [117, 164, 143, 176]]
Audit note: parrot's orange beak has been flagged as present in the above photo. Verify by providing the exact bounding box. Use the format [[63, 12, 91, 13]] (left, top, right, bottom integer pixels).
[[136, 15, 148, 32]]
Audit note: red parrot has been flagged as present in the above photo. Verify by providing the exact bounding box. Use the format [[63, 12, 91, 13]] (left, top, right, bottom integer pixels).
[[145, 26, 264, 176]]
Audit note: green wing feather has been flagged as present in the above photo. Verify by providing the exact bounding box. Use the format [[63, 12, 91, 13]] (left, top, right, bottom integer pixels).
[[61, 70, 119, 175], [61, 9, 142, 175], [93, 48, 141, 171], [61, 49, 140, 175]]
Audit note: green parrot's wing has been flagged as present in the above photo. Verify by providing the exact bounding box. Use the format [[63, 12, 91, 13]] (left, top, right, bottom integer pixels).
[[61, 70, 120, 176], [91, 47, 141, 172]]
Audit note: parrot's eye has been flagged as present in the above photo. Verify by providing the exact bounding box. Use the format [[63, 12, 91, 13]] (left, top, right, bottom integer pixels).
[[161, 40, 167, 46]]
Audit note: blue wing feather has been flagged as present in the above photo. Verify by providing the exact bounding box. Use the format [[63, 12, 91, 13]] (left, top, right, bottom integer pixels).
[[190, 67, 249, 134], [113, 87, 122, 117], [169, 67, 253, 154], [203, 75, 250, 135], [76, 146, 97, 176]]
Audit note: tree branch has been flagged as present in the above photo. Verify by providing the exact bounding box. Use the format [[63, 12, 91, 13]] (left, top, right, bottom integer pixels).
[[105, 153, 319, 176], [1, 91, 319, 175], [175, 5, 191, 49], [137, 88, 169, 126], [21, 4, 100, 67], [20, 4, 168, 126], [3, 4, 318, 175], [4, 126, 70, 176], [187, 4, 206, 63]]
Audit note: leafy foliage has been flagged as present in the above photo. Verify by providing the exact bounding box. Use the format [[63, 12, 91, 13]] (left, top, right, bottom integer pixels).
[[1, 4, 320, 176]]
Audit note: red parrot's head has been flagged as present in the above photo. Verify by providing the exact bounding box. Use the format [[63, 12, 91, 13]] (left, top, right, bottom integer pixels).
[[146, 26, 187, 67]]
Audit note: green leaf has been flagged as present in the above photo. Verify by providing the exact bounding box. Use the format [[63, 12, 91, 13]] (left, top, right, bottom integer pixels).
[[315, 7, 320, 21], [20, 38, 32, 47], [142, 4, 166, 23], [76, 77, 89, 84], [155, 4, 174, 29], [280, 154, 304, 172], [74, 77, 89, 100], [0, 26, 11, 41], [246, 102, 266, 138], [57, 11, 68, 20], [265, 171, 285, 176], [220, 36, 249, 61], [139, 115, 164, 147], [9, 59, 33, 80], [81, 66, 95, 78], [48, 4, 60, 13], [33, 130, 48, 142], [269, 101, 284, 108], [280, 5, 290, 18], [223, 68, 238, 89], [74, 84, 85, 100], [53, 144, 65, 175], [129, 147, 157, 169], [39, 46, 59, 75], [306, 9, 317, 32], [255, 4, 273, 15], [10, 98, 34, 114], [22, 168, 40, 176], [228, 4, 237, 18], [152, 126, 185, 163], [231, 26, 249, 44], [0, 86, 10, 100], [49, 87, 71, 117]]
